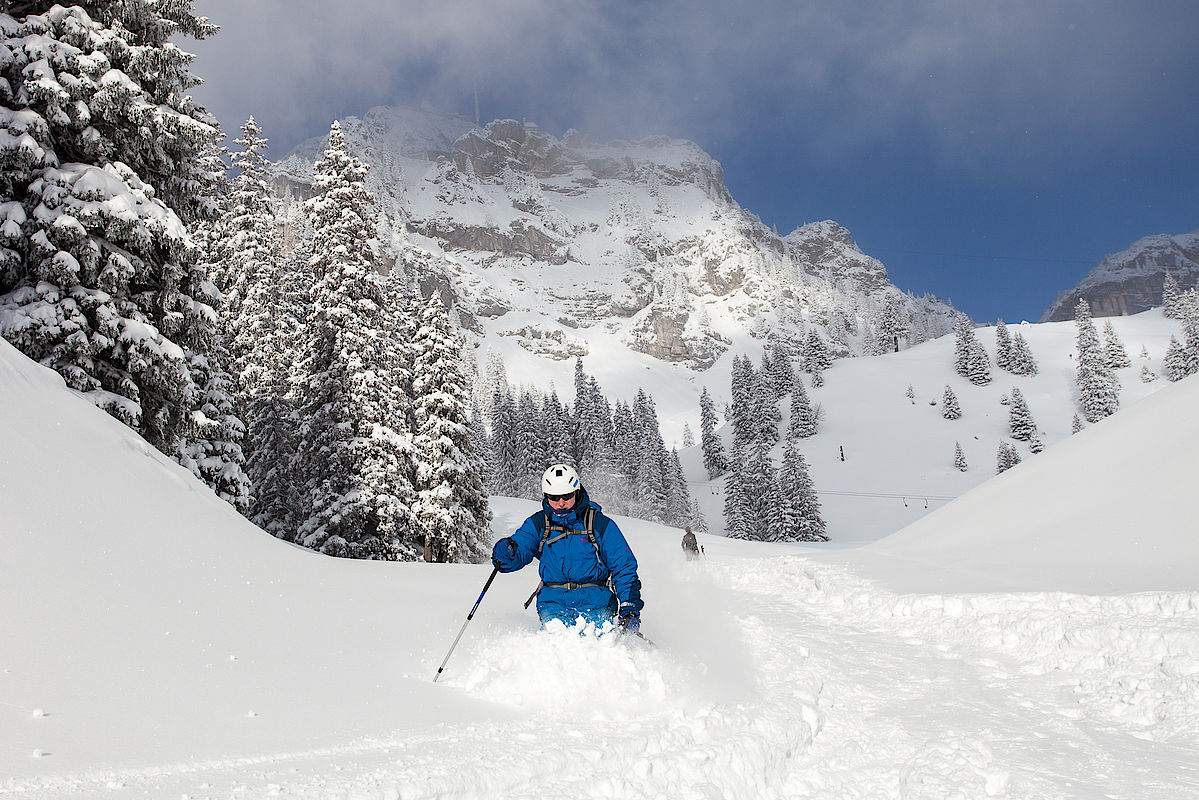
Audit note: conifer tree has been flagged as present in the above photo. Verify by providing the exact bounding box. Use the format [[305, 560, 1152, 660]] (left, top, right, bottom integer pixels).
[[488, 387, 522, 495], [1164, 335, 1188, 382], [877, 296, 909, 353], [753, 368, 781, 446], [776, 439, 827, 541], [788, 377, 818, 438], [1163, 272, 1182, 318], [739, 438, 776, 540], [1008, 387, 1035, 441], [942, 385, 962, 420], [682, 423, 696, 449], [1140, 364, 1158, 383], [1071, 413, 1084, 434], [699, 386, 728, 478], [665, 447, 693, 526], [1102, 320, 1131, 369], [722, 443, 752, 540], [952, 313, 975, 377], [1074, 299, 1119, 423], [0, 3, 223, 459], [176, 339, 251, 513], [542, 390, 573, 465], [1181, 290, 1199, 377], [801, 330, 833, 383], [729, 355, 757, 451], [412, 292, 491, 563], [953, 442, 968, 472], [765, 340, 795, 397], [966, 340, 992, 385], [1008, 331, 1039, 376], [292, 121, 416, 559], [994, 319, 1012, 371], [996, 442, 1021, 474]]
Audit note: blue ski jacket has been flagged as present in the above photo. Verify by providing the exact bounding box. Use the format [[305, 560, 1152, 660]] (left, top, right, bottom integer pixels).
[[492, 490, 643, 626]]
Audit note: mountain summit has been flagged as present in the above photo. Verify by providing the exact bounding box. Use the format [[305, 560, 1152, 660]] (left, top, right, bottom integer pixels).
[[1041, 229, 1199, 322], [272, 106, 956, 374]]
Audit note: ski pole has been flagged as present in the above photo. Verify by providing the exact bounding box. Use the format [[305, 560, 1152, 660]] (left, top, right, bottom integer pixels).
[[522, 581, 542, 609], [433, 565, 499, 683]]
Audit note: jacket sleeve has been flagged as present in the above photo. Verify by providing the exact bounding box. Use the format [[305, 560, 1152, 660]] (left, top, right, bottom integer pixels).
[[598, 517, 644, 614], [491, 514, 542, 573]]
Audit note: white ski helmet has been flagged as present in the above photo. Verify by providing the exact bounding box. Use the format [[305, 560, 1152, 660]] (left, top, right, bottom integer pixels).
[[542, 463, 581, 496]]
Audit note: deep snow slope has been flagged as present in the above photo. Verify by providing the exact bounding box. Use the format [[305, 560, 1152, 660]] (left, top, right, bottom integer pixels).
[[847, 371, 1199, 594], [687, 308, 1181, 545], [3, 323, 1199, 799]]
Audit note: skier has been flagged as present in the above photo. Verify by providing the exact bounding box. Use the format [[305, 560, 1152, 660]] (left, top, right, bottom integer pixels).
[[492, 464, 644, 633], [681, 526, 702, 560]]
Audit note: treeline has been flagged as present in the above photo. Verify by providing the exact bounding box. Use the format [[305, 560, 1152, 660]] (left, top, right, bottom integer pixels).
[[0, 4, 491, 562], [480, 358, 704, 530]]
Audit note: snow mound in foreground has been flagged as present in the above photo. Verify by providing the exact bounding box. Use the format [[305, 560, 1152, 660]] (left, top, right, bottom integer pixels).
[[453, 623, 695, 719], [854, 371, 1199, 594]]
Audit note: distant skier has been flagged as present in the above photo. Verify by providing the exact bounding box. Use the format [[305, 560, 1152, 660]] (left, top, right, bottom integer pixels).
[[681, 526, 703, 560], [492, 464, 644, 633]]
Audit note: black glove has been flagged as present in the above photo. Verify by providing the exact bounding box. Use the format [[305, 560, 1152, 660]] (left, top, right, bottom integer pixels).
[[617, 610, 640, 633]]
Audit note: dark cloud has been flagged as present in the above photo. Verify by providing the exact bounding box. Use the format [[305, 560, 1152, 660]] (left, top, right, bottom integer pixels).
[[189, 0, 1199, 172]]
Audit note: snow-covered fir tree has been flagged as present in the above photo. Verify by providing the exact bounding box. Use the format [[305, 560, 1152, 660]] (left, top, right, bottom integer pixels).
[[994, 319, 1012, 371], [1163, 335, 1188, 382], [487, 387, 522, 496], [291, 121, 417, 559], [722, 443, 753, 540], [1007, 387, 1036, 441], [1071, 413, 1085, 434], [699, 386, 727, 479], [1102, 320, 1131, 370], [728, 354, 757, 451], [411, 291, 491, 563], [801, 329, 833, 385], [1140, 364, 1158, 383], [1074, 299, 1119, 423], [0, 3, 227, 464], [1162, 272, 1182, 318], [1180, 290, 1199, 377], [905, 384, 916, 403], [952, 313, 976, 377], [942, 385, 962, 420], [953, 441, 968, 472], [877, 295, 909, 353], [753, 367, 782, 447], [175, 335, 251, 513], [966, 339, 992, 385], [788, 376, 819, 438], [774, 439, 827, 541], [1007, 331, 1038, 376], [996, 442, 1021, 474], [738, 437, 776, 540], [682, 423, 695, 449]]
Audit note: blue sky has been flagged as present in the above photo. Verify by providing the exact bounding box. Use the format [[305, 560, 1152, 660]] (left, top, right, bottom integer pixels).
[[190, 0, 1199, 323]]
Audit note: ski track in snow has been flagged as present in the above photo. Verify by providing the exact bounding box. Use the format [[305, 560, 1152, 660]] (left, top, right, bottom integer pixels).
[[4, 557, 1198, 800]]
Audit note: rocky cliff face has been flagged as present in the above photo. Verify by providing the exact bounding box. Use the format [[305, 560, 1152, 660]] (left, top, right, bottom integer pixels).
[[1041, 231, 1199, 322], [272, 106, 957, 373]]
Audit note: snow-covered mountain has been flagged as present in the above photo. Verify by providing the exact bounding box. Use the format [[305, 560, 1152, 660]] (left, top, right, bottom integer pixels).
[[272, 106, 957, 376], [3, 315, 1198, 799], [1041, 229, 1199, 322]]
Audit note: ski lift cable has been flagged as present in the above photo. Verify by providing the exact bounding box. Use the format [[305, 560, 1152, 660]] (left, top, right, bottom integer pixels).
[[685, 479, 955, 502]]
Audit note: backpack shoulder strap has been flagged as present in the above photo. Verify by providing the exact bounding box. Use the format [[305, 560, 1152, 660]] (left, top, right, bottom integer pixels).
[[537, 507, 604, 561]]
